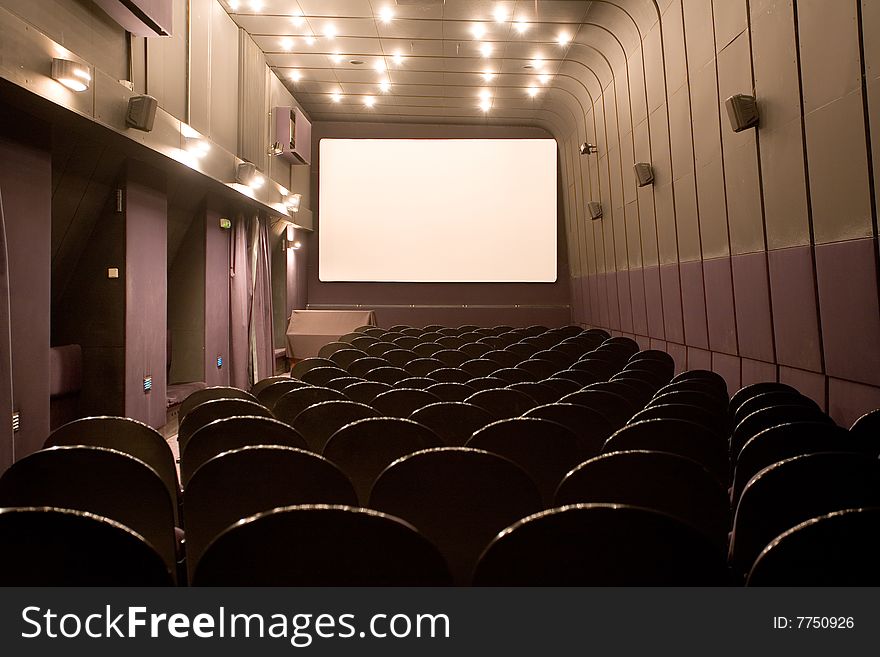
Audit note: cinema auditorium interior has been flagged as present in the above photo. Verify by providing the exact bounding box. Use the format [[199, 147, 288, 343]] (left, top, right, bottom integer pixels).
[[0, 0, 877, 587]]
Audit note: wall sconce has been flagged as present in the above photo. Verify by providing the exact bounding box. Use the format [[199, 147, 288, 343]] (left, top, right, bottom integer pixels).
[[185, 136, 210, 158], [579, 142, 598, 155], [236, 162, 264, 189], [51, 58, 91, 92], [285, 224, 301, 249], [634, 162, 654, 187], [587, 201, 603, 220], [285, 193, 302, 213], [725, 94, 759, 132]]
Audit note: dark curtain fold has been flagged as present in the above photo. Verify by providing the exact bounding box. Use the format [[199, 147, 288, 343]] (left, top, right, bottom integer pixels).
[[249, 214, 275, 383], [229, 213, 249, 390]]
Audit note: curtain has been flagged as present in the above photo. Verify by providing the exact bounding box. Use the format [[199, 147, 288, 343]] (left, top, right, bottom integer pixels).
[[229, 213, 249, 389], [248, 214, 275, 383]]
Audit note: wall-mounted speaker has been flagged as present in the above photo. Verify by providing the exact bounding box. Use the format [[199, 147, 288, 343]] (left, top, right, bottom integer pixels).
[[587, 201, 603, 220], [725, 94, 759, 132], [634, 162, 654, 187], [126, 95, 157, 132], [580, 142, 598, 155]]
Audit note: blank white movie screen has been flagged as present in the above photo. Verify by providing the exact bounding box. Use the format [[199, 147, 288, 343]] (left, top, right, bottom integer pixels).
[[318, 138, 557, 282]]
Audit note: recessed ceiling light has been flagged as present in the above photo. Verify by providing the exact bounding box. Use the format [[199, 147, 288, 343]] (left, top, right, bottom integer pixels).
[[471, 24, 486, 39], [331, 93, 342, 102], [531, 57, 544, 70], [291, 13, 305, 27], [538, 73, 550, 84], [364, 96, 375, 107], [229, 0, 239, 10], [527, 85, 539, 97], [379, 6, 394, 23], [493, 6, 508, 22], [379, 80, 391, 92], [513, 20, 528, 33], [280, 37, 293, 51], [393, 51, 404, 65], [324, 25, 336, 39], [290, 70, 301, 82], [557, 32, 571, 46], [374, 59, 386, 72], [479, 99, 491, 112], [479, 88, 491, 99], [482, 70, 495, 81], [480, 42, 493, 57], [249, 0, 262, 11], [330, 53, 343, 63], [304, 35, 316, 46]]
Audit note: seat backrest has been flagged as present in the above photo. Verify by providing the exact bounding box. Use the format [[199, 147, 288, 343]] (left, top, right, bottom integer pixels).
[[733, 390, 818, 425], [424, 381, 476, 402], [342, 380, 392, 403], [559, 389, 634, 428], [183, 446, 358, 581], [465, 388, 537, 419], [350, 335, 379, 351], [730, 452, 880, 578], [630, 402, 726, 436], [506, 382, 558, 405], [412, 342, 444, 357], [193, 505, 451, 586], [540, 377, 581, 398], [465, 376, 508, 392], [45, 416, 179, 514], [648, 389, 728, 417], [523, 402, 614, 461], [488, 367, 533, 384], [328, 348, 369, 370], [467, 417, 581, 506], [322, 417, 442, 503], [369, 447, 541, 585], [604, 419, 728, 483], [556, 450, 729, 546], [747, 508, 880, 586], [0, 446, 177, 573], [382, 349, 419, 367], [472, 504, 727, 586], [672, 370, 728, 398], [731, 422, 854, 504], [179, 386, 257, 424], [272, 386, 347, 424], [300, 365, 349, 386], [731, 404, 831, 458], [364, 365, 409, 385], [409, 401, 494, 447], [729, 381, 798, 414], [346, 356, 389, 377], [316, 341, 350, 359], [587, 380, 652, 409], [429, 367, 471, 383], [372, 388, 442, 417], [255, 379, 309, 409], [0, 507, 172, 585], [394, 377, 436, 390], [516, 358, 558, 380], [291, 400, 380, 453], [291, 357, 337, 379], [250, 375, 291, 397], [180, 416, 309, 485], [178, 399, 272, 454], [850, 408, 880, 457], [403, 357, 444, 377]]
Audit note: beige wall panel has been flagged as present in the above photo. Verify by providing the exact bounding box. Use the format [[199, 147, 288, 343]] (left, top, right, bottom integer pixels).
[[682, 0, 716, 71], [661, 0, 688, 95], [146, 0, 187, 122], [724, 138, 765, 254], [620, 131, 638, 205], [713, 0, 748, 52], [628, 50, 648, 124], [689, 59, 722, 167], [673, 171, 702, 261], [717, 32, 755, 152], [638, 183, 660, 266], [625, 200, 643, 268], [189, 0, 212, 135], [805, 90, 874, 243], [209, 2, 239, 153], [696, 157, 730, 258], [654, 181, 679, 264], [608, 143, 625, 214], [615, 75, 633, 137], [762, 116, 810, 249], [798, 0, 862, 114], [603, 88, 620, 154], [750, 0, 802, 126], [648, 103, 673, 186], [668, 84, 695, 180], [644, 23, 667, 113]]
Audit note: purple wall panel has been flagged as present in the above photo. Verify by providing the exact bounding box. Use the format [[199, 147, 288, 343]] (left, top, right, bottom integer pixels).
[[635, 335, 650, 350], [828, 378, 880, 427], [629, 268, 648, 335], [644, 265, 665, 339], [687, 347, 712, 371], [666, 342, 687, 374], [660, 263, 684, 343], [779, 366, 826, 412], [0, 113, 51, 461], [741, 358, 777, 386], [124, 163, 167, 428], [703, 257, 738, 355], [712, 352, 741, 396], [768, 246, 822, 372], [650, 339, 667, 351], [680, 261, 709, 349], [606, 271, 621, 330], [732, 252, 775, 363], [204, 203, 230, 387], [597, 274, 610, 328], [815, 238, 880, 386], [581, 275, 592, 324], [616, 270, 633, 333]]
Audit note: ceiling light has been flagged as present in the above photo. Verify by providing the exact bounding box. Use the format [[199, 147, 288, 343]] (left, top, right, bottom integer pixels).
[[479, 99, 491, 112], [480, 42, 493, 57], [364, 96, 375, 107], [229, 0, 239, 10], [482, 70, 495, 81], [471, 24, 486, 39], [373, 59, 386, 72], [331, 92, 342, 102], [185, 136, 211, 157], [280, 37, 294, 51], [249, 0, 262, 11], [538, 73, 550, 84], [292, 240, 302, 249], [527, 86, 539, 97], [557, 32, 571, 46], [291, 14, 305, 27], [251, 174, 265, 189], [514, 20, 528, 33], [290, 70, 301, 82], [531, 57, 544, 70], [51, 58, 91, 92], [304, 35, 316, 46], [236, 162, 263, 188], [324, 25, 336, 39], [286, 193, 302, 212], [379, 80, 391, 92], [379, 6, 394, 23], [393, 51, 404, 65], [330, 53, 343, 63], [479, 88, 491, 99], [493, 6, 508, 22]]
